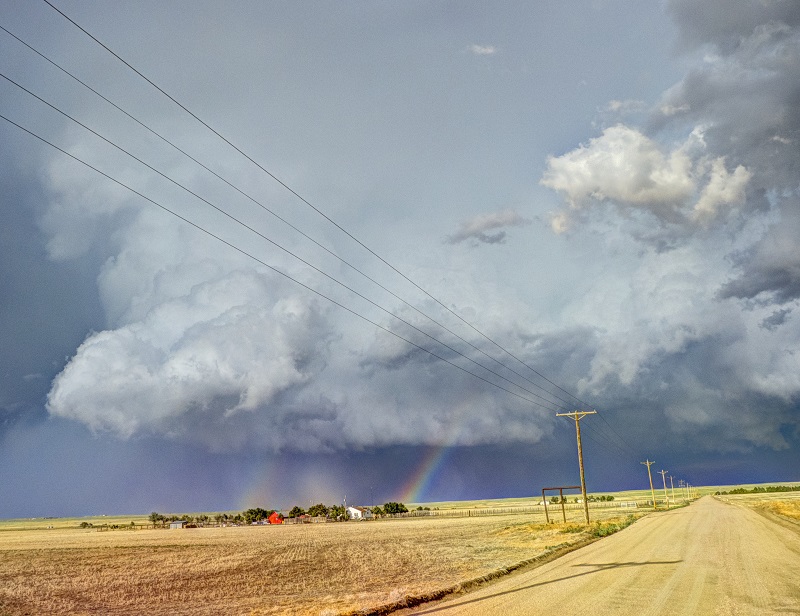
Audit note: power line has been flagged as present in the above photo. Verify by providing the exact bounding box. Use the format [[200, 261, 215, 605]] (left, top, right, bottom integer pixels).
[[23, 3, 652, 464], [39, 0, 590, 411], [0, 72, 576, 411], [556, 412, 640, 465], [0, 19, 581, 413], [595, 411, 640, 458], [0, 4, 662, 484], [0, 110, 573, 412]]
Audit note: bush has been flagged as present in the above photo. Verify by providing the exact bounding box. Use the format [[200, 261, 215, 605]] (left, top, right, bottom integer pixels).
[[561, 524, 584, 534], [307, 503, 329, 517], [590, 515, 636, 537], [243, 508, 271, 524], [383, 502, 408, 514], [328, 505, 347, 520]]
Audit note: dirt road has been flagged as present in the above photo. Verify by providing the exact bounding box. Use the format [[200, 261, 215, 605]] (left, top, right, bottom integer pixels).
[[406, 497, 800, 615]]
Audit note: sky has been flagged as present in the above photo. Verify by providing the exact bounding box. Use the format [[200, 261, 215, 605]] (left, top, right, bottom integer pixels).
[[1, 0, 799, 518]]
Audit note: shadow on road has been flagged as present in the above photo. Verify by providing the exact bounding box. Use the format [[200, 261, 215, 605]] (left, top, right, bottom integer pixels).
[[412, 560, 682, 614]]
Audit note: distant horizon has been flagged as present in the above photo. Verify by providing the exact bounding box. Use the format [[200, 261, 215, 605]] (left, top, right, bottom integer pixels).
[[5, 478, 800, 522]]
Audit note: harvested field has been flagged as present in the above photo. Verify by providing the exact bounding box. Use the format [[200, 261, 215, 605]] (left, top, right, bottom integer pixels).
[[715, 490, 800, 523], [0, 507, 643, 616]]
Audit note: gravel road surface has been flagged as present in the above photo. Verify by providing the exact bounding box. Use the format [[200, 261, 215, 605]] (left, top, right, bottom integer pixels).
[[406, 496, 800, 615]]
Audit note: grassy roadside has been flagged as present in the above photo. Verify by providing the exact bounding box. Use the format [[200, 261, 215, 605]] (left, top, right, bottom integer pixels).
[[714, 491, 800, 528], [760, 500, 800, 522]]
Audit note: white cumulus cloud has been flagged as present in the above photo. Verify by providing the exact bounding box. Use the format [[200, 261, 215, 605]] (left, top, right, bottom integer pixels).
[[540, 124, 751, 233]]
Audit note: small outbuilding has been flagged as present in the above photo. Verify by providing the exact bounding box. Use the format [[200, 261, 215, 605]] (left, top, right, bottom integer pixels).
[[169, 520, 186, 529], [268, 511, 283, 525]]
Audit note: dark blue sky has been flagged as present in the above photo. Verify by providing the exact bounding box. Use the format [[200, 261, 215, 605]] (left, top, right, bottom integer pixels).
[[1, 0, 798, 518]]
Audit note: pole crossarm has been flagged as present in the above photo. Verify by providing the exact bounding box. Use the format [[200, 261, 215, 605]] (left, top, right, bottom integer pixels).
[[555, 411, 597, 420]]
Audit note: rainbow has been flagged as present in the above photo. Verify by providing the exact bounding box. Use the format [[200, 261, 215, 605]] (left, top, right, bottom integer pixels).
[[397, 399, 476, 503], [398, 444, 453, 504]]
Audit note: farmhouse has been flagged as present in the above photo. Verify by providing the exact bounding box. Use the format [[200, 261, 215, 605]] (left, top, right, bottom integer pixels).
[[169, 520, 186, 529], [268, 511, 283, 525], [347, 506, 374, 520]]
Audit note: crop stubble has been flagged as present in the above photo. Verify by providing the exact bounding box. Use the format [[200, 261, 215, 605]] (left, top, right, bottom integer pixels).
[[0, 507, 634, 616]]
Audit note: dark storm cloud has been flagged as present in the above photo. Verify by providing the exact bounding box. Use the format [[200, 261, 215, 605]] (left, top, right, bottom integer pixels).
[[668, 0, 800, 53], [659, 2, 800, 304], [659, 0, 800, 186], [760, 309, 792, 331], [0, 144, 104, 438], [547, 0, 799, 245], [539, 0, 800, 462]]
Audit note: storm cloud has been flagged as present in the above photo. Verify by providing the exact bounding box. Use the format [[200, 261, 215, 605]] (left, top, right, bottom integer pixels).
[[539, 0, 800, 451], [36, 0, 800, 457]]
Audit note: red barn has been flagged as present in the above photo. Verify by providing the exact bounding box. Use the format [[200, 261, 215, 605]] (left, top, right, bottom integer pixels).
[[268, 511, 283, 525]]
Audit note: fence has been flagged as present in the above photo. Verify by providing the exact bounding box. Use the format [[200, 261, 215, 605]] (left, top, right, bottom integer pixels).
[[382, 500, 645, 520]]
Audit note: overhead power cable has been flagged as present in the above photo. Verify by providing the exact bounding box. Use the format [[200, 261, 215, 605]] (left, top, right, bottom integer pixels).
[[0, 20, 581, 413], [0, 110, 565, 412], [553, 412, 643, 468], [0, 25, 570, 408], [10, 5, 647, 461], [29, 3, 649, 460], [40, 0, 591, 411], [594, 412, 641, 458], [0, 71, 575, 411]]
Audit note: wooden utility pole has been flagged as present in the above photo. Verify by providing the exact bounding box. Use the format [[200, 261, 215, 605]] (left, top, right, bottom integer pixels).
[[669, 475, 676, 504], [659, 470, 670, 509], [641, 460, 657, 510], [556, 410, 596, 524]]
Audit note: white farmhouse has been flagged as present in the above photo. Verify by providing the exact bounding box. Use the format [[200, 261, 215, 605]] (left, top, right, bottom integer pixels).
[[346, 506, 374, 520]]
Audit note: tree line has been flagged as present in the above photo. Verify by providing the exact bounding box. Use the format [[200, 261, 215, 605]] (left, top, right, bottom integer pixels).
[[147, 502, 411, 527], [147, 509, 280, 527], [549, 495, 615, 504], [715, 485, 800, 495], [287, 501, 410, 519]]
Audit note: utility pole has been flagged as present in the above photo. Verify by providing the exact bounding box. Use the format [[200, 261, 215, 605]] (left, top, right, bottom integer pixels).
[[641, 460, 657, 510], [658, 470, 669, 509], [556, 410, 596, 524], [669, 475, 676, 504]]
